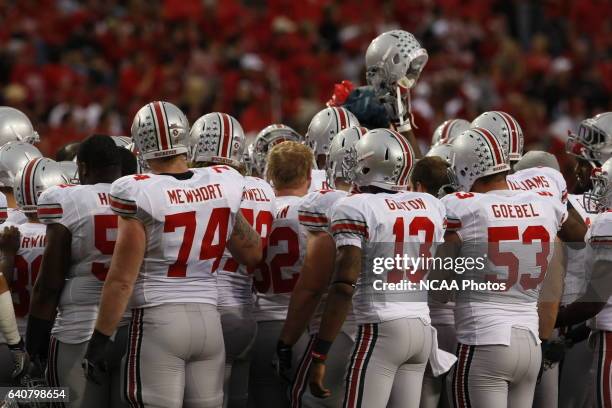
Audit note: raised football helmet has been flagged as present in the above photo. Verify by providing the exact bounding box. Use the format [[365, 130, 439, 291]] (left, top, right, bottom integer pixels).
[[14, 158, 68, 213], [253, 124, 302, 176], [471, 111, 524, 162], [449, 127, 510, 192], [366, 30, 428, 92], [131, 101, 189, 161], [584, 157, 612, 213], [189, 113, 245, 167], [111, 136, 132, 148], [426, 143, 454, 164], [566, 112, 612, 165], [59, 161, 79, 184], [306, 107, 359, 159], [326, 126, 368, 188], [0, 141, 43, 188], [344, 128, 415, 191], [0, 107, 40, 145], [431, 119, 470, 146]]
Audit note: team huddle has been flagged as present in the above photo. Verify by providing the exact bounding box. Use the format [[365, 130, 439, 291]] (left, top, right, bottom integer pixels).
[[0, 29, 611, 408]]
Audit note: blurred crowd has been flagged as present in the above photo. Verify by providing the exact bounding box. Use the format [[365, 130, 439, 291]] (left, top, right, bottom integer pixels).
[[0, 0, 611, 175]]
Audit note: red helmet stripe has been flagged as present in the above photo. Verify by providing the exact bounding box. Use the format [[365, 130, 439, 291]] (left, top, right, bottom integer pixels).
[[497, 111, 519, 155], [440, 120, 453, 144], [219, 113, 232, 158], [389, 130, 414, 186], [152, 102, 170, 150], [22, 158, 41, 206], [474, 127, 503, 165], [337, 108, 348, 131]]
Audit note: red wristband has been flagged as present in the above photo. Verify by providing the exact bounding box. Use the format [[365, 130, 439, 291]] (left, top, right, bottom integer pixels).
[[311, 350, 327, 362]]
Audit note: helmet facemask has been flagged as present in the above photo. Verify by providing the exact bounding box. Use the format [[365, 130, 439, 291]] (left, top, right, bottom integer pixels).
[[584, 167, 611, 213]]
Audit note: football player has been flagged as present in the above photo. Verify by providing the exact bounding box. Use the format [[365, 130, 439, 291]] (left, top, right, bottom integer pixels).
[[249, 141, 313, 407], [277, 126, 367, 408], [0, 141, 43, 225], [309, 129, 447, 407], [440, 127, 567, 407], [555, 156, 612, 408], [409, 156, 457, 408], [82, 101, 261, 408], [189, 112, 276, 408], [26, 136, 129, 408]]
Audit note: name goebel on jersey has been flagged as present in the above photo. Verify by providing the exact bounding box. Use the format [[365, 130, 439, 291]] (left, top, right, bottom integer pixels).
[[372, 279, 507, 292]]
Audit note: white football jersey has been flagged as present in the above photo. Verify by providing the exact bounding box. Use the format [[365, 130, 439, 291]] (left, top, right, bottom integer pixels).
[[507, 167, 568, 204], [254, 195, 308, 321], [331, 191, 447, 325], [443, 189, 567, 345], [110, 166, 245, 308], [217, 176, 275, 307], [38, 183, 126, 343], [5, 222, 46, 339], [309, 169, 330, 193], [585, 211, 612, 331], [563, 194, 593, 304]]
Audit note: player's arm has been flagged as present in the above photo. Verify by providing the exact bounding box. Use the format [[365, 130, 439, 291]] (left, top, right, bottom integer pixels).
[[428, 231, 462, 303], [396, 127, 423, 159], [280, 231, 336, 345], [537, 237, 565, 339], [27, 223, 72, 358], [309, 244, 361, 398], [0, 226, 20, 284], [227, 212, 262, 268], [0, 273, 21, 345], [555, 250, 612, 327], [557, 207, 587, 247], [95, 216, 145, 336]]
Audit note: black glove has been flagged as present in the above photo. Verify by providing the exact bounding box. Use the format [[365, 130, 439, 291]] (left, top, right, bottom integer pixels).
[[273, 340, 293, 382], [562, 323, 590, 346], [8, 339, 29, 379], [541, 340, 565, 370], [82, 330, 110, 385]]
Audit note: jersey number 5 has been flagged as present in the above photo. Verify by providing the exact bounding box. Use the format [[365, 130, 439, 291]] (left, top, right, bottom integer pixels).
[[92, 214, 119, 281]]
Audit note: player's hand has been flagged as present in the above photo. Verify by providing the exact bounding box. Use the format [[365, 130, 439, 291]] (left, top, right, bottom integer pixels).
[[0, 226, 20, 254], [8, 339, 29, 379], [273, 340, 293, 382], [82, 330, 109, 385], [309, 361, 331, 399]]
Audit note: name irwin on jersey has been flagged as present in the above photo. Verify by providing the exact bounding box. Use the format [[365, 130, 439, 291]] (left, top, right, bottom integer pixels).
[[166, 184, 224, 204]]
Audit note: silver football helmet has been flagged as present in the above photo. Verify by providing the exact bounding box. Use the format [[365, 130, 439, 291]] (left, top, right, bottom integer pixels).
[[306, 107, 359, 159], [344, 128, 415, 191], [426, 143, 454, 163], [253, 124, 302, 176], [0, 141, 43, 188], [59, 161, 79, 184], [431, 119, 470, 146], [471, 111, 524, 162], [584, 158, 612, 214], [189, 113, 246, 167], [131, 101, 190, 161], [14, 158, 68, 213], [326, 126, 368, 188], [366, 30, 428, 92], [243, 141, 256, 176], [513, 150, 560, 172], [449, 127, 510, 192], [0, 107, 40, 145], [567, 112, 612, 165], [111, 136, 132, 148]]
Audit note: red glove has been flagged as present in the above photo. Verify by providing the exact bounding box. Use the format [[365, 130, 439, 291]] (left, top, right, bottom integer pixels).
[[326, 80, 355, 107]]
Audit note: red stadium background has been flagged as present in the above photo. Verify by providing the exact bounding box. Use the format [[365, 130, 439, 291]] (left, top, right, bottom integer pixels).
[[1, 0, 610, 189]]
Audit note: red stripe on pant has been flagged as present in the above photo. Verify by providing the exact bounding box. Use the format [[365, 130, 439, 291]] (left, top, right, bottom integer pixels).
[[126, 309, 144, 408], [290, 335, 316, 408], [454, 344, 471, 408], [345, 324, 373, 408], [599, 331, 612, 408]]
